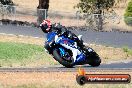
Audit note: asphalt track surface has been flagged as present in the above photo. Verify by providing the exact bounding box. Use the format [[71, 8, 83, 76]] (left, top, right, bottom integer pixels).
[[0, 25, 132, 48], [0, 25, 132, 72], [0, 61, 132, 72]]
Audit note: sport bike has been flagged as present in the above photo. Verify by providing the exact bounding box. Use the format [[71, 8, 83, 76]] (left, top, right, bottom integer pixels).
[[44, 32, 101, 68]]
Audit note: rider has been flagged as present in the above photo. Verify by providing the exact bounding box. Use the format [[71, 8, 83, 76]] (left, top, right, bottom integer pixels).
[[40, 19, 85, 63]]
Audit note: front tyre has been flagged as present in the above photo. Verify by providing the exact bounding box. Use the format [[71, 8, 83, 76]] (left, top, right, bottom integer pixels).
[[88, 56, 101, 67], [53, 49, 74, 68], [88, 52, 101, 67], [84, 48, 101, 67]]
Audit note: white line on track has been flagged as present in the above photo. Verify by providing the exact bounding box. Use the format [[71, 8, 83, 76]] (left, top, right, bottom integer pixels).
[[0, 33, 41, 39]]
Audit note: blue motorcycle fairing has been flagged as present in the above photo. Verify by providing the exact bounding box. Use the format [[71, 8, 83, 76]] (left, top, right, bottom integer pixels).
[[56, 36, 77, 49], [46, 32, 57, 43], [74, 53, 86, 64], [46, 31, 87, 64], [47, 32, 74, 44], [56, 36, 74, 44]]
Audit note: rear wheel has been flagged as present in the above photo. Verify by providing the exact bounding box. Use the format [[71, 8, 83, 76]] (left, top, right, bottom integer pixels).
[[53, 49, 74, 68]]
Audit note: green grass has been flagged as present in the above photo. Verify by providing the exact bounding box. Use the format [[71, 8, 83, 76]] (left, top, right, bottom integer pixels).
[[0, 42, 56, 67], [124, 17, 132, 26], [0, 42, 43, 60], [123, 46, 132, 56]]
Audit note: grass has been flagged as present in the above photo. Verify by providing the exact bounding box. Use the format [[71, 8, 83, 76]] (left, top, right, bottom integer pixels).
[[0, 42, 57, 67], [89, 44, 132, 63], [0, 41, 131, 67], [123, 46, 132, 56], [0, 42, 43, 60], [0, 34, 132, 66]]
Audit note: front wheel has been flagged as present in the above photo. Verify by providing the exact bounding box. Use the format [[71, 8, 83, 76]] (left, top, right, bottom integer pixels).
[[84, 48, 101, 67], [88, 56, 101, 67], [53, 49, 74, 68]]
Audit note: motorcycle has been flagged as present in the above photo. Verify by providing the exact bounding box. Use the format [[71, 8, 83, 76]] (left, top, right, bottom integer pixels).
[[44, 31, 101, 68]]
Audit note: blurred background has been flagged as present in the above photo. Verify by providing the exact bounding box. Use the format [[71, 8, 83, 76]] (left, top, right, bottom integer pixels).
[[0, 0, 132, 32]]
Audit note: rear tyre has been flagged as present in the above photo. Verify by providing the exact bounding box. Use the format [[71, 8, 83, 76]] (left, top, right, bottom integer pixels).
[[53, 49, 74, 68]]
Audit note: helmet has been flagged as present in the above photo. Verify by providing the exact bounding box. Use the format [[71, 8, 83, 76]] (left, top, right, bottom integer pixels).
[[40, 19, 51, 33]]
